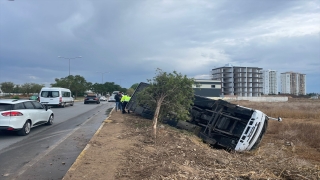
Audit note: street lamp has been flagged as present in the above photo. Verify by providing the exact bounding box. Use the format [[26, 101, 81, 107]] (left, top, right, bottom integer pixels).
[[97, 72, 109, 84], [58, 56, 82, 76]]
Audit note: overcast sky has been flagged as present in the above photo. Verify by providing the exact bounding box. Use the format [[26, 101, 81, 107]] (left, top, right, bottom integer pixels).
[[0, 0, 319, 93]]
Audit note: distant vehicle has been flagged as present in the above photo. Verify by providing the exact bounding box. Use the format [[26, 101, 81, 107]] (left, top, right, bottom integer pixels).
[[108, 91, 119, 102], [126, 82, 282, 152], [29, 95, 38, 101], [84, 94, 100, 104], [0, 99, 54, 136], [39, 87, 74, 108], [100, 96, 107, 101]]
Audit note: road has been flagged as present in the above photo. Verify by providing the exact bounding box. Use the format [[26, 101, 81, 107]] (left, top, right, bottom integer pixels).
[[0, 101, 115, 180]]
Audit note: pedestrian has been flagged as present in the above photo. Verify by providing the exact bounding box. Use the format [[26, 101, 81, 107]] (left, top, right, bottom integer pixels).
[[121, 93, 131, 114], [114, 92, 122, 112]]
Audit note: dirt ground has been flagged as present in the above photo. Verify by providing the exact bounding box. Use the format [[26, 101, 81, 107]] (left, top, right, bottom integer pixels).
[[63, 109, 320, 180]]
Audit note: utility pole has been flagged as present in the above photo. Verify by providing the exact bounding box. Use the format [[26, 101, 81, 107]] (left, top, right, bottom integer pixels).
[[58, 56, 82, 76], [97, 72, 109, 84]]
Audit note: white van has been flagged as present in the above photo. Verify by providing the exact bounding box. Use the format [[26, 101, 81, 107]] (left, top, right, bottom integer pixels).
[[39, 87, 74, 107]]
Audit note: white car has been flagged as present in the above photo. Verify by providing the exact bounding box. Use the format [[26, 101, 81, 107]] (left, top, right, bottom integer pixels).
[[0, 99, 54, 136], [108, 91, 119, 102], [100, 96, 107, 101], [108, 95, 115, 102]]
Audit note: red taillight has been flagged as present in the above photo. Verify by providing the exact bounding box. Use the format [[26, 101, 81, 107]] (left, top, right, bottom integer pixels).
[[1, 111, 24, 116], [7, 127, 14, 131], [59, 97, 62, 103]]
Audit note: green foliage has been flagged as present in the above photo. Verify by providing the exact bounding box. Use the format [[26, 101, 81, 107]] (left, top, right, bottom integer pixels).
[[137, 68, 195, 122], [51, 75, 89, 98], [0, 82, 44, 94], [130, 83, 139, 90], [12, 95, 20, 99], [126, 88, 135, 96], [0, 82, 15, 93], [0, 75, 129, 97], [91, 82, 125, 96], [20, 83, 44, 95]]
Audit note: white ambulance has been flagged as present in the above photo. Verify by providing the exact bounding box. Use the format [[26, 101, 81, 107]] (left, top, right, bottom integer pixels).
[[39, 87, 74, 107]]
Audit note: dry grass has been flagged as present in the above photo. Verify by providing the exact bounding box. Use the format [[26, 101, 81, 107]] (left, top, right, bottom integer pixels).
[[236, 98, 320, 163], [236, 99, 320, 119]]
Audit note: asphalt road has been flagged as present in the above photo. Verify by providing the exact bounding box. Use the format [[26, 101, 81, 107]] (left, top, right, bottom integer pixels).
[[0, 101, 115, 180]]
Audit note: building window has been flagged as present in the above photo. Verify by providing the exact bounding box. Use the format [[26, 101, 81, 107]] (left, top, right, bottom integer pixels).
[[211, 85, 216, 88]]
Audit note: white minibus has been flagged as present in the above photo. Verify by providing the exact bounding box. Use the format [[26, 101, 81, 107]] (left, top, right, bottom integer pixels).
[[39, 87, 74, 107]]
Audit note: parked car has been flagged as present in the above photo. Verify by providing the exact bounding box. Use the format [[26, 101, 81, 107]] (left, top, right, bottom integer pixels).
[[39, 87, 74, 108], [29, 95, 38, 101], [0, 99, 54, 136], [100, 96, 107, 101], [84, 94, 100, 104]]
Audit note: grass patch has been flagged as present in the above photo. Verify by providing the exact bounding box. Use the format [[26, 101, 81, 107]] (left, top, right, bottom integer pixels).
[[236, 100, 320, 119]]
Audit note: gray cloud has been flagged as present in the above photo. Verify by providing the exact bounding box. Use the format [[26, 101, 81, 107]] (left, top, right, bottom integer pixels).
[[0, 0, 319, 92]]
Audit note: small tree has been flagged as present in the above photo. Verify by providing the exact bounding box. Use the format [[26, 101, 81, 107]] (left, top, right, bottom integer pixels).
[[137, 68, 195, 137], [0, 82, 15, 93], [130, 83, 139, 90], [126, 88, 135, 96]]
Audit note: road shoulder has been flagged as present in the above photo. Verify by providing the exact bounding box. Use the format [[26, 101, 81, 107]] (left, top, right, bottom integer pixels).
[[63, 110, 134, 180]]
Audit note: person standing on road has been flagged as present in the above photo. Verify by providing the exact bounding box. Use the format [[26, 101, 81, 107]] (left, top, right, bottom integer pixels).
[[121, 94, 131, 114], [114, 92, 122, 112]]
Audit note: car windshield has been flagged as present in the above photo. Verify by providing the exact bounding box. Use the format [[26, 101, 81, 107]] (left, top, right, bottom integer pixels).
[[0, 103, 13, 111]]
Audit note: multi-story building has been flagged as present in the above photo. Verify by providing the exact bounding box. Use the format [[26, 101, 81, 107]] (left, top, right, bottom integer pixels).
[[262, 70, 278, 95], [211, 64, 263, 97], [280, 72, 306, 95]]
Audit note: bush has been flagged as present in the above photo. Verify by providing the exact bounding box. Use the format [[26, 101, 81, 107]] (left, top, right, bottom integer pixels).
[[12, 95, 20, 99]]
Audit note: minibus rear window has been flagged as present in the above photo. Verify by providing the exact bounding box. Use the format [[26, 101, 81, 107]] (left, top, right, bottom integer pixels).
[[41, 91, 59, 98]]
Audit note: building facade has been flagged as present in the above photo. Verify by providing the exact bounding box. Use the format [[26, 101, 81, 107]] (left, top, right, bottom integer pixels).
[[211, 64, 263, 97], [193, 79, 221, 97], [262, 70, 278, 95], [280, 72, 306, 95]]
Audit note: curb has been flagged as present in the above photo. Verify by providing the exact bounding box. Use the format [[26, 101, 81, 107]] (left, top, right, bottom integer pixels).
[[62, 107, 115, 179]]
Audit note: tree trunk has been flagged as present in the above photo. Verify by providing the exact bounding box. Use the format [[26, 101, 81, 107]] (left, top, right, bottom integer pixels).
[[152, 102, 162, 138]]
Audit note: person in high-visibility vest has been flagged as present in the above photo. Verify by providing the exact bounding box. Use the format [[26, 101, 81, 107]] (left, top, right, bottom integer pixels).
[[121, 94, 131, 114]]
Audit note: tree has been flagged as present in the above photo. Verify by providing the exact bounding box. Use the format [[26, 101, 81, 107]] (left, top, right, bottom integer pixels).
[[13, 85, 22, 94], [51, 75, 89, 98], [130, 83, 139, 90], [137, 68, 195, 137], [0, 82, 15, 93], [30, 83, 45, 94], [126, 88, 135, 96], [21, 83, 32, 96]]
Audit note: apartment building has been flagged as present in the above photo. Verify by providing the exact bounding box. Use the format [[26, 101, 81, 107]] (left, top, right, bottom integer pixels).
[[262, 70, 278, 95], [211, 64, 263, 97], [280, 72, 306, 95]]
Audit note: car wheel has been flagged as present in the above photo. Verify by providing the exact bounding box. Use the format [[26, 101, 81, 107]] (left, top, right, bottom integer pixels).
[[46, 114, 54, 125], [70, 101, 74, 106], [62, 103, 66, 108], [17, 121, 31, 136]]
